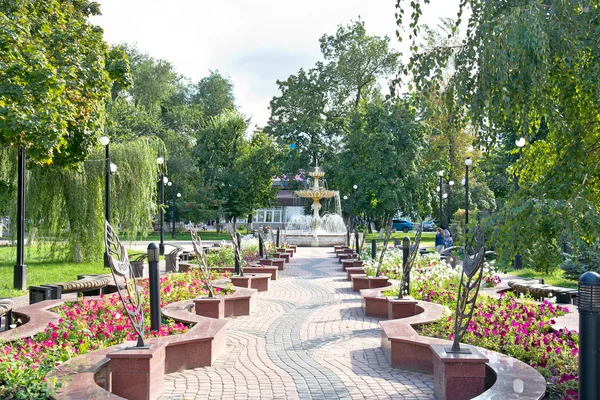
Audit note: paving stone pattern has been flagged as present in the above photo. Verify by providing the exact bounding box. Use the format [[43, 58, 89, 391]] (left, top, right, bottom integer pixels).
[[160, 247, 435, 400]]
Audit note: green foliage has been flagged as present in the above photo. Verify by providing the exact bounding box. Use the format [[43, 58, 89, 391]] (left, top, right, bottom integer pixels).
[[396, 0, 600, 265], [24, 137, 164, 262], [267, 19, 400, 172], [332, 97, 429, 221], [192, 70, 236, 118], [561, 241, 600, 281], [194, 112, 280, 224], [0, 0, 118, 165]]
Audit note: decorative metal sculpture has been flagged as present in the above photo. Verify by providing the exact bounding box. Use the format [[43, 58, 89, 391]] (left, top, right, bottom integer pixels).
[[232, 232, 243, 276], [374, 218, 394, 277], [104, 221, 146, 348], [258, 234, 265, 258], [397, 222, 423, 299], [447, 225, 486, 353], [190, 229, 215, 298]]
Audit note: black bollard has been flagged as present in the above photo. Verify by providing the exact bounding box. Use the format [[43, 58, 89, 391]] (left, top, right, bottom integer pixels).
[[371, 239, 377, 260], [347, 228, 350, 247], [355, 229, 360, 254], [579, 271, 600, 400], [276, 227, 280, 247], [514, 254, 522, 270], [402, 237, 410, 295], [148, 242, 161, 331]]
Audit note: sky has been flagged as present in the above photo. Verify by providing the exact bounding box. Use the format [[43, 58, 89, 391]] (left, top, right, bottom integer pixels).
[[91, 0, 462, 128]]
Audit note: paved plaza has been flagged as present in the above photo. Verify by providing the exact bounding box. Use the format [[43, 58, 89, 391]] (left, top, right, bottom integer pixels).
[[160, 247, 435, 400]]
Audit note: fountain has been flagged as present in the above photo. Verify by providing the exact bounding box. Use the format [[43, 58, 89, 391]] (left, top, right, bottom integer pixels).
[[286, 167, 347, 247]]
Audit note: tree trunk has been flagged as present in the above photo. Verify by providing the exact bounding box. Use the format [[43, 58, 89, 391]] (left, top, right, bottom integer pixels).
[[74, 242, 82, 263], [233, 216, 237, 232]]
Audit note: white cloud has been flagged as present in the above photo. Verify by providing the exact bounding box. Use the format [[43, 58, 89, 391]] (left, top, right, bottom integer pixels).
[[92, 0, 463, 127]]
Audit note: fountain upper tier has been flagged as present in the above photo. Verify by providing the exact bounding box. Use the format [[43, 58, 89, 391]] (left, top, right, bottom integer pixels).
[[295, 168, 336, 200]]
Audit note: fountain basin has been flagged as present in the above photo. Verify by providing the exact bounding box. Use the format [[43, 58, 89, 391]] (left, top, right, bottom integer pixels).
[[284, 233, 346, 247]]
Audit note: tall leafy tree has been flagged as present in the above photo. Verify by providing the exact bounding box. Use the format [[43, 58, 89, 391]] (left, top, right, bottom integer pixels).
[[331, 97, 430, 226], [267, 19, 400, 172], [195, 112, 280, 227], [192, 70, 236, 118], [397, 1, 600, 270], [0, 0, 117, 165]]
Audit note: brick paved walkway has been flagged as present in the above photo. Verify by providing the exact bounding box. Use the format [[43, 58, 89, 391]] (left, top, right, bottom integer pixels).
[[160, 247, 434, 400]]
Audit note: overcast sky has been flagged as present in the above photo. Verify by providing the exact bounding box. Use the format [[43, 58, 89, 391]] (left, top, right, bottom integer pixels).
[[91, 0, 462, 128]]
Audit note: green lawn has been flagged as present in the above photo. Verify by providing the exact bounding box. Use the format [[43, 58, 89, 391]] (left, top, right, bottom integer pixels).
[[125, 230, 235, 242], [364, 231, 435, 248], [505, 268, 578, 289], [0, 245, 107, 298]]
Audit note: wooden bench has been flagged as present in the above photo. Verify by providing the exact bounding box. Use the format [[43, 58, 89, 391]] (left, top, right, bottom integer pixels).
[[0, 298, 14, 331], [29, 274, 115, 304], [508, 279, 578, 304]]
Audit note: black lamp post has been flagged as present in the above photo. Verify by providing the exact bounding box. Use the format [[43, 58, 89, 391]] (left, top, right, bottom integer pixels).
[[167, 181, 181, 239], [13, 147, 26, 290], [514, 137, 526, 269], [464, 157, 472, 226], [446, 180, 454, 227], [157, 157, 167, 255], [438, 170, 444, 225], [100, 136, 117, 267]]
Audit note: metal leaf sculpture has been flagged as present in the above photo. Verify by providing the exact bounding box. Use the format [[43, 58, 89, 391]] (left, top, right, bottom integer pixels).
[[374, 218, 394, 278], [190, 229, 215, 298], [232, 232, 243, 276], [397, 222, 423, 299], [104, 221, 146, 348], [448, 225, 486, 353], [258, 234, 265, 258]]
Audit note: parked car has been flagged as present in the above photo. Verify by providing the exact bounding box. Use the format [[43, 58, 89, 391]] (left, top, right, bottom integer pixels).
[[422, 220, 436, 232], [392, 219, 413, 233]]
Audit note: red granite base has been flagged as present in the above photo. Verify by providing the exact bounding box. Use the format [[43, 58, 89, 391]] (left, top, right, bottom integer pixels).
[[274, 252, 290, 262], [431, 344, 488, 400], [271, 259, 286, 270], [193, 297, 225, 319], [351, 275, 390, 292], [243, 266, 278, 280], [388, 298, 418, 319], [346, 267, 366, 280], [230, 274, 271, 292]]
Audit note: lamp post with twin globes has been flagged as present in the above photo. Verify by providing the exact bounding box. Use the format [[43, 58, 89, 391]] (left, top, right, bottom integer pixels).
[[99, 136, 117, 267], [157, 157, 168, 255]]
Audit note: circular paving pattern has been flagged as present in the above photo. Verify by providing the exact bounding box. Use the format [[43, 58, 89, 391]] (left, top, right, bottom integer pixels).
[[160, 247, 435, 400]]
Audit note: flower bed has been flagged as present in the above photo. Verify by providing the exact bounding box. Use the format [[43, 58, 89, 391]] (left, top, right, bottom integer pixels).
[[0, 269, 230, 399], [380, 253, 578, 399]]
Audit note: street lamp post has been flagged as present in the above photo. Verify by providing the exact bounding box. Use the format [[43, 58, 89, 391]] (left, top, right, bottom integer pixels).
[[465, 158, 472, 226], [13, 147, 26, 290], [514, 138, 526, 269], [167, 181, 181, 239], [447, 180, 454, 227], [99, 136, 117, 268], [157, 157, 166, 255], [438, 170, 444, 225]]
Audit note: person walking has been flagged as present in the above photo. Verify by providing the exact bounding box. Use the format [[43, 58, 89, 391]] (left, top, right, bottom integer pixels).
[[435, 228, 445, 254], [443, 226, 453, 248]]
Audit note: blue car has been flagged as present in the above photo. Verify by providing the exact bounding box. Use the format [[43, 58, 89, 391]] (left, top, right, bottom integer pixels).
[[392, 219, 413, 233]]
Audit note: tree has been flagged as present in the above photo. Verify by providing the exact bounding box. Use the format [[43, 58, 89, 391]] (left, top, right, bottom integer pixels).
[[26, 137, 165, 262], [0, 0, 117, 165], [195, 112, 280, 228], [397, 1, 600, 268], [320, 19, 400, 109], [331, 97, 430, 226], [192, 70, 236, 118], [267, 19, 400, 173]]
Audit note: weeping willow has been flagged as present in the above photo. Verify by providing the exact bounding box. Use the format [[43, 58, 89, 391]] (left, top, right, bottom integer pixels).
[[26, 136, 166, 262]]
